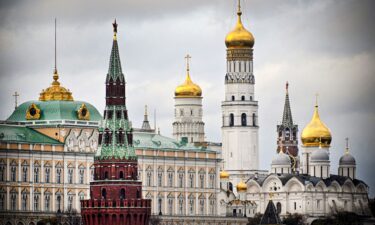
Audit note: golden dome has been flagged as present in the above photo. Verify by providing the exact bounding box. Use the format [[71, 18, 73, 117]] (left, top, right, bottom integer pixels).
[[301, 105, 332, 147], [220, 170, 230, 179], [175, 55, 202, 98], [39, 69, 74, 101], [236, 180, 247, 192], [225, 1, 254, 49]]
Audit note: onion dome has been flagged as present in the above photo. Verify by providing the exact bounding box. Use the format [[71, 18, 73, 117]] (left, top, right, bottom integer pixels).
[[311, 148, 329, 162], [272, 151, 291, 166], [39, 69, 74, 101], [220, 170, 230, 179], [225, 1, 254, 49], [339, 139, 356, 165], [174, 54, 202, 98], [301, 103, 332, 147], [236, 180, 247, 192]]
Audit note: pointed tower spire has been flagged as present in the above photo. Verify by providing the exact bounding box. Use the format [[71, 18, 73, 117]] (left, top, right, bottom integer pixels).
[[141, 105, 152, 130], [107, 19, 124, 83], [97, 20, 135, 159], [282, 81, 293, 127], [105, 19, 125, 106]]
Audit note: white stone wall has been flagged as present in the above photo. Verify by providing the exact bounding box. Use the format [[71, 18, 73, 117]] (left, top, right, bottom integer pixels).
[[137, 149, 220, 216]]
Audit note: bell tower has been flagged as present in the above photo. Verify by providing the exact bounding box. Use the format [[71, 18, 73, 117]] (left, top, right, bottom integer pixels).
[[221, 0, 259, 181]]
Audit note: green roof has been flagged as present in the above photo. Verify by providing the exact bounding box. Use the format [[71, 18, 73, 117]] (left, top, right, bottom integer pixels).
[[7, 100, 101, 122], [133, 131, 214, 152], [0, 124, 62, 144]]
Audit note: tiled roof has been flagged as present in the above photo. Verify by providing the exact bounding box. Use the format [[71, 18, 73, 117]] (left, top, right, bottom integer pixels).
[[0, 124, 62, 144]]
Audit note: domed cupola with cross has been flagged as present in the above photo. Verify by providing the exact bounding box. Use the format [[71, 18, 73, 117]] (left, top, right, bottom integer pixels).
[[221, 0, 259, 182], [338, 138, 356, 179], [300, 96, 332, 175], [173, 54, 205, 143]]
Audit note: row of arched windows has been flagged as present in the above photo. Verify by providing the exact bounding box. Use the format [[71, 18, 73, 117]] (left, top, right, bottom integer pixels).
[[229, 113, 256, 126], [231, 95, 253, 101], [101, 188, 140, 200]]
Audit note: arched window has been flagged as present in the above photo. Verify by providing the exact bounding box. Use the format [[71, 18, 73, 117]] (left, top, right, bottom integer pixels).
[[119, 171, 124, 179], [229, 114, 234, 127], [231, 96, 235, 101], [228, 182, 233, 192], [285, 128, 290, 140], [241, 113, 247, 126], [104, 171, 109, 179], [276, 202, 281, 214], [136, 189, 140, 199], [120, 188, 125, 199], [252, 113, 256, 126], [102, 188, 107, 199], [250, 96, 253, 101], [241, 96, 245, 101], [118, 128, 124, 144]]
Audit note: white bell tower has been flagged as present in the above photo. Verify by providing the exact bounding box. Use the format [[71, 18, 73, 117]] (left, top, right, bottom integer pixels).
[[222, 0, 259, 178]]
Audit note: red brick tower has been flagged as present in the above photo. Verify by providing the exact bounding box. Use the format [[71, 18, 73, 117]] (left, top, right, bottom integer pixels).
[[80, 20, 151, 225]]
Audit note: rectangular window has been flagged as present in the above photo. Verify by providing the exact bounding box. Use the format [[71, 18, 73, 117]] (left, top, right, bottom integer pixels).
[[23, 167, 28, 182], [158, 173, 162, 187], [45, 195, 50, 211], [56, 168, 62, 184], [34, 168, 39, 183], [168, 173, 173, 187], [79, 169, 84, 184], [179, 173, 184, 188], [45, 168, 50, 183], [0, 194, 4, 210], [199, 174, 204, 188], [34, 195, 39, 211], [11, 194, 17, 210], [68, 169, 73, 184], [0, 166, 5, 181], [11, 167, 16, 182]]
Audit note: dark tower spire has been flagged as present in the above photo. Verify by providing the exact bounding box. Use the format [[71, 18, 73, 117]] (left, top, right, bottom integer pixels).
[[277, 82, 299, 171], [106, 19, 125, 106], [282, 82, 293, 127]]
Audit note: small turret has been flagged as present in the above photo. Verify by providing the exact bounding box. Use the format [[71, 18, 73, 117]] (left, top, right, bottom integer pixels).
[[338, 138, 356, 179]]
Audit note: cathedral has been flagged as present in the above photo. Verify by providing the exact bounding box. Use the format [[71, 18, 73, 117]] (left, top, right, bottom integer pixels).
[[0, 1, 373, 225]]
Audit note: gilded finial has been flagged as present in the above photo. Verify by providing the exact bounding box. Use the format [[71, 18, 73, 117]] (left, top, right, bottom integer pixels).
[[52, 18, 60, 85], [345, 137, 349, 154], [113, 19, 118, 40], [185, 54, 191, 72], [315, 93, 319, 108], [237, 0, 242, 17]]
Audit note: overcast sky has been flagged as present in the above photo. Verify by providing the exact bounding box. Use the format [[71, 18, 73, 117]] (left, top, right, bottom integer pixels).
[[1, 0, 374, 196]]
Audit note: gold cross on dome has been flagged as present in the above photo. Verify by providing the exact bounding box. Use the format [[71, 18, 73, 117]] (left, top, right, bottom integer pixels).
[[185, 54, 191, 71], [13, 91, 19, 109], [315, 93, 319, 106]]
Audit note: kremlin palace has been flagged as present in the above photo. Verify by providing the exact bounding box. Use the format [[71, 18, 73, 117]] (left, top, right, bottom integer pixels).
[[0, 1, 373, 225]]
